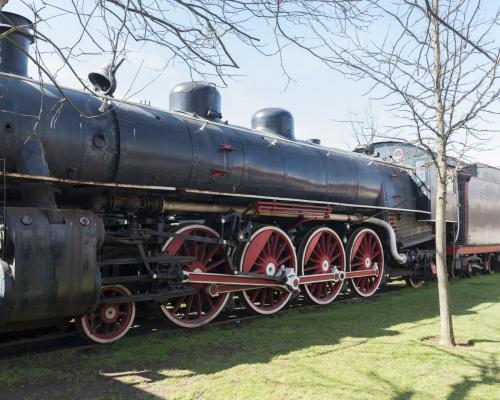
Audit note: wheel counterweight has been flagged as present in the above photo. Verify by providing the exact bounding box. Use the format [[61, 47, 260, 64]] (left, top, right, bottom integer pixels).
[[238, 226, 297, 314], [76, 285, 136, 344], [299, 227, 346, 305], [347, 228, 384, 297], [160, 224, 230, 328]]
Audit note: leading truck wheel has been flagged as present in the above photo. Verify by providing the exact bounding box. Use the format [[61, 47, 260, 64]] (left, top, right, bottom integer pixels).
[[159, 224, 231, 328], [76, 285, 136, 344], [238, 226, 297, 315], [347, 228, 384, 297]]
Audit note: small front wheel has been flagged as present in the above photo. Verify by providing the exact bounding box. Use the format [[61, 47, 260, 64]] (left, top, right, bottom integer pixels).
[[76, 285, 136, 344]]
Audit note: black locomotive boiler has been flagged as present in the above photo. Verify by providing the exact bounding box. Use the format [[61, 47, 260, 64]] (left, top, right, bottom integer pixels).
[[0, 12, 497, 343]]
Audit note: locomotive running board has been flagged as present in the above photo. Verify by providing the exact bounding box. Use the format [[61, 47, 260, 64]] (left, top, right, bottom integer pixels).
[[186, 269, 379, 297]]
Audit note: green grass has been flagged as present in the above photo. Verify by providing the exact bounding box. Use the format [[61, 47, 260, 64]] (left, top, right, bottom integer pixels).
[[2, 274, 500, 400]]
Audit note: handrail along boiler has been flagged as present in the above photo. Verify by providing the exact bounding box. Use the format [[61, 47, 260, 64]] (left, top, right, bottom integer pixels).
[[0, 12, 497, 343]]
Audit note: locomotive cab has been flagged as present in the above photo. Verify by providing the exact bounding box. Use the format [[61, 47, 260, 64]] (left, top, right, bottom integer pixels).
[[364, 141, 458, 223]]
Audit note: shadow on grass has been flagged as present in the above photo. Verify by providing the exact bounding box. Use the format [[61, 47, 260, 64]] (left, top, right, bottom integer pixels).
[[3, 275, 500, 399], [422, 342, 500, 400]]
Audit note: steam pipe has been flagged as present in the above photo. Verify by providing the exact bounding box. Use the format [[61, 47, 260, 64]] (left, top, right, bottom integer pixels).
[[162, 201, 247, 214], [327, 214, 408, 264]]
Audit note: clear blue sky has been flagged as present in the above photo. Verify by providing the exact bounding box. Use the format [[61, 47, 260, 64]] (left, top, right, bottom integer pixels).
[[6, 1, 499, 166]]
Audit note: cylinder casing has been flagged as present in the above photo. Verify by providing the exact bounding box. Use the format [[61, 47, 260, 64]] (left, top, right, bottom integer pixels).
[[0, 208, 103, 326]]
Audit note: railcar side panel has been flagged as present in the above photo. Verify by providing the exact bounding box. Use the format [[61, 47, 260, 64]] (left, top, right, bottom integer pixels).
[[466, 165, 500, 246]]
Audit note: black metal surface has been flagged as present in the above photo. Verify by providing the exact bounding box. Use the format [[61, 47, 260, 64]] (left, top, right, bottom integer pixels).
[[251, 107, 295, 140], [0, 207, 104, 325], [0, 77, 118, 181], [100, 273, 180, 284], [0, 12, 33, 77], [169, 81, 222, 120], [98, 255, 195, 266], [98, 287, 196, 304], [0, 72, 419, 211]]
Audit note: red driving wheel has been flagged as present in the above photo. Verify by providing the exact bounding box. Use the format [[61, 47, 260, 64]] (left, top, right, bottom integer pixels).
[[238, 226, 297, 314], [160, 224, 230, 327], [299, 227, 346, 305], [347, 228, 384, 297]]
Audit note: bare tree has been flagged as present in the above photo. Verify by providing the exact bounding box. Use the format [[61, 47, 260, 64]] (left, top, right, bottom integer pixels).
[[1, 1, 371, 95], [304, 0, 499, 346], [334, 104, 380, 152]]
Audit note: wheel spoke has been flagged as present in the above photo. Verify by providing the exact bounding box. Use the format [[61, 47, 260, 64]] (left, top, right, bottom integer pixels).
[[172, 297, 185, 315], [268, 288, 274, 305], [275, 241, 288, 260], [270, 234, 279, 256], [328, 240, 337, 258], [314, 283, 322, 297], [196, 293, 202, 317], [198, 242, 208, 261], [260, 288, 267, 306], [204, 291, 214, 308], [191, 239, 198, 259], [206, 258, 225, 271], [325, 236, 333, 257], [183, 296, 194, 319], [203, 244, 220, 265], [276, 254, 291, 266], [182, 241, 191, 256]]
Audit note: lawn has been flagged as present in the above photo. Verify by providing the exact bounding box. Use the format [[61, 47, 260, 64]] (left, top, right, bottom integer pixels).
[[1, 274, 499, 400]]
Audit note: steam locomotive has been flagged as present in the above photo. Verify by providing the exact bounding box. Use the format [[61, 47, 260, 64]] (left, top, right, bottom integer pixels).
[[0, 12, 497, 343]]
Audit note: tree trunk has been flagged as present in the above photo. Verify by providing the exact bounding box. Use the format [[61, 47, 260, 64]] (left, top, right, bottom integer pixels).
[[430, 0, 456, 346], [435, 144, 455, 346]]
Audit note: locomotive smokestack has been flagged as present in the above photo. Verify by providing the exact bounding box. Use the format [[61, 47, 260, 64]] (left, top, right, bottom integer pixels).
[[0, 11, 34, 77]]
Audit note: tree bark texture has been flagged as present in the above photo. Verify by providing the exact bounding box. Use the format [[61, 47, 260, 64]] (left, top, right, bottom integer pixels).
[[430, 0, 456, 347]]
